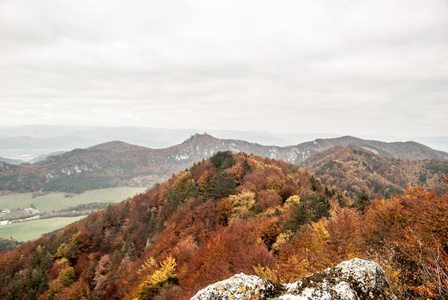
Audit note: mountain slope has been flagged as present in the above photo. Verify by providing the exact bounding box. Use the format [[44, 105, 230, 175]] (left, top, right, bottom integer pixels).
[[30, 151, 66, 164], [173, 134, 448, 165], [0, 152, 446, 299], [0, 156, 24, 165], [302, 136, 448, 160], [301, 146, 448, 199], [0, 133, 447, 193]]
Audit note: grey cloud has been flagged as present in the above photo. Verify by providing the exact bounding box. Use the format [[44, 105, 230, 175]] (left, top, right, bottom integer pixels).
[[1, 0, 447, 137]]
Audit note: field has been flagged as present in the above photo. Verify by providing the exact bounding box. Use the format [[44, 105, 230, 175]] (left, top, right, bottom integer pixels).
[[0, 216, 87, 241], [0, 186, 147, 213], [0, 187, 147, 241]]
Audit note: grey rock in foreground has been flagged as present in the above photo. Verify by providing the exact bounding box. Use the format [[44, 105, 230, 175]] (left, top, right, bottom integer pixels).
[[190, 258, 396, 300]]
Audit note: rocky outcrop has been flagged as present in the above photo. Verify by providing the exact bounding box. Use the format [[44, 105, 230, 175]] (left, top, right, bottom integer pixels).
[[190, 258, 396, 300]]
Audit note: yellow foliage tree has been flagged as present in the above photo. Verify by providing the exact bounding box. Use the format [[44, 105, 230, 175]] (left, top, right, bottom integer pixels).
[[172, 171, 193, 194], [47, 266, 76, 299], [137, 257, 158, 276], [229, 191, 256, 217], [272, 230, 294, 253], [134, 256, 177, 300], [310, 219, 329, 252], [56, 232, 81, 261], [197, 171, 209, 194], [58, 266, 76, 287], [284, 195, 300, 210]]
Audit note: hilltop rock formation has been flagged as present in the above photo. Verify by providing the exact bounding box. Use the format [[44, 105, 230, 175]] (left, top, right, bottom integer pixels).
[[191, 258, 396, 300]]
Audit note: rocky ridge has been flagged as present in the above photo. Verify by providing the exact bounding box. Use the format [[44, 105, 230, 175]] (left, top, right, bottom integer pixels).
[[191, 258, 396, 300], [1, 133, 447, 193]]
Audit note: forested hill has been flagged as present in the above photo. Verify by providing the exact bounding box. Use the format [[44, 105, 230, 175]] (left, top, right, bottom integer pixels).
[[301, 145, 448, 199], [0, 152, 446, 299], [294, 135, 448, 161], [0, 133, 447, 194]]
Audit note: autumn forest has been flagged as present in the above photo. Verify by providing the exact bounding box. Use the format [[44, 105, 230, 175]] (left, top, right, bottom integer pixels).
[[0, 151, 447, 299]]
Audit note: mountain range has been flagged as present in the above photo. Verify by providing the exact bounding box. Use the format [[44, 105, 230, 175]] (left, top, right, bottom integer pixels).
[[0, 133, 447, 197], [0, 126, 341, 162], [1, 125, 448, 162]]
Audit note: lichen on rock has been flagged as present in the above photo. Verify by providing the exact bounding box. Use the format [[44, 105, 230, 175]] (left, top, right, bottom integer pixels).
[[190, 273, 283, 300], [190, 258, 396, 300]]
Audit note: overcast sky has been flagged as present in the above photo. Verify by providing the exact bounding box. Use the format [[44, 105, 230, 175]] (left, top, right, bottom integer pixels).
[[1, 0, 447, 138]]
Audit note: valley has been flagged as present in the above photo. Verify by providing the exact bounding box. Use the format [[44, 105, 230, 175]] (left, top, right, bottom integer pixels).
[[0, 186, 146, 213], [0, 216, 86, 242], [0, 187, 146, 241]]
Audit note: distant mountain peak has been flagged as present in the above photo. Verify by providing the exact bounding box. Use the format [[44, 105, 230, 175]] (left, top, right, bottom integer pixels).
[[87, 140, 144, 151], [182, 132, 216, 144]]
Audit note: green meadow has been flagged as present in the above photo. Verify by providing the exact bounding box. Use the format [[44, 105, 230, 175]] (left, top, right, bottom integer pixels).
[[0, 186, 147, 213], [0, 216, 87, 241], [0, 186, 147, 241]]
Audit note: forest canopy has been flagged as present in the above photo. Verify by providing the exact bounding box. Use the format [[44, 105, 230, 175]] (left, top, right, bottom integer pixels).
[[0, 152, 446, 299]]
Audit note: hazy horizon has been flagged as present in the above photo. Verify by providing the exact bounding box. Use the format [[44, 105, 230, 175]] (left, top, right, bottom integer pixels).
[[1, 1, 447, 139], [1, 125, 448, 162]]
